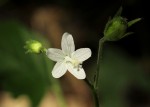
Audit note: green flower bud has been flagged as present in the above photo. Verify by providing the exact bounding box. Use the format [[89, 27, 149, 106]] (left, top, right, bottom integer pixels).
[[103, 7, 141, 41], [24, 40, 46, 54], [104, 16, 128, 41]]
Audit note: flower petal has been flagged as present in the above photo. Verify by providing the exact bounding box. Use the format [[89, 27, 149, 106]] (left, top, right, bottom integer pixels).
[[66, 63, 86, 79], [52, 62, 67, 78], [46, 48, 65, 62], [72, 48, 91, 62], [61, 32, 75, 56]]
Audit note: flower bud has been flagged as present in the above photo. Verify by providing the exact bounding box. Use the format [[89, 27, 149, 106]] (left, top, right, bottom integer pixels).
[[24, 40, 46, 54], [104, 16, 128, 41]]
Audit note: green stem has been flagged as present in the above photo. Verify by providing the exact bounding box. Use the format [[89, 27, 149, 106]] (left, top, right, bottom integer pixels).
[[85, 79, 99, 107], [93, 89, 99, 107], [84, 38, 106, 107], [94, 37, 105, 89]]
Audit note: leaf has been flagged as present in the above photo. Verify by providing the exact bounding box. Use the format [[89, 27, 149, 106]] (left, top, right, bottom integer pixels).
[[0, 21, 54, 107]]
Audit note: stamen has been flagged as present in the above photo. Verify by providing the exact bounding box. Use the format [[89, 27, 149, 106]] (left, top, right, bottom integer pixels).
[[65, 55, 82, 71]]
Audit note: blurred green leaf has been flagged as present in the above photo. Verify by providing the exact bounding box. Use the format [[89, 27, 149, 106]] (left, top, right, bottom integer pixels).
[[0, 20, 54, 107], [96, 44, 150, 107]]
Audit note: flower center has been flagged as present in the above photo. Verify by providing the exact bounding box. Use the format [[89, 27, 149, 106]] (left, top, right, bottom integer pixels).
[[65, 56, 82, 71]]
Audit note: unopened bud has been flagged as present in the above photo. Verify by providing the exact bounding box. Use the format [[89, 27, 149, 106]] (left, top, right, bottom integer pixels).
[[24, 40, 46, 54], [104, 16, 128, 41], [103, 7, 141, 41]]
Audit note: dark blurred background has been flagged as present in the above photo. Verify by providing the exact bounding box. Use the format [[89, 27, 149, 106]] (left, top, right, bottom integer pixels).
[[0, 0, 149, 57], [0, 0, 150, 107]]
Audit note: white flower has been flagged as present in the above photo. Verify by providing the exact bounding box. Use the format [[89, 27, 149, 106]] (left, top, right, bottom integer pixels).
[[46, 32, 92, 79]]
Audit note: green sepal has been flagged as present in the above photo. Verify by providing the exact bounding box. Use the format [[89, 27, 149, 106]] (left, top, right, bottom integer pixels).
[[113, 6, 123, 18], [128, 18, 142, 27]]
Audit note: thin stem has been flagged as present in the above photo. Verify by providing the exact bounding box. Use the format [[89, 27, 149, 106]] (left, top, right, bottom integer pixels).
[[94, 37, 105, 89], [92, 89, 99, 107], [85, 79, 99, 107]]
